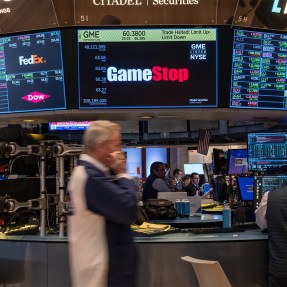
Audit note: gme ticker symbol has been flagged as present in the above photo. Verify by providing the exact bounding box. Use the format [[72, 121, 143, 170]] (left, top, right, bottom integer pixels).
[[22, 91, 50, 103]]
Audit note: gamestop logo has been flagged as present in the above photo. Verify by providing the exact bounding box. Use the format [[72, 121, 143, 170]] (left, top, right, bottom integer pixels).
[[22, 91, 50, 103], [19, 55, 46, 65], [107, 66, 188, 82]]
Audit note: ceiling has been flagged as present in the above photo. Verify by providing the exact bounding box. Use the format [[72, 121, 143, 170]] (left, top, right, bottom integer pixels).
[[0, 0, 287, 145]]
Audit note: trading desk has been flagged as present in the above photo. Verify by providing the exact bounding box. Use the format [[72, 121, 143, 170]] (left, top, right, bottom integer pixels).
[[0, 228, 268, 287]]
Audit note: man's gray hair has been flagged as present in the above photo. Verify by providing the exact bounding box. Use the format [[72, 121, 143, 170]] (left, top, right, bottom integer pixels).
[[83, 120, 121, 153]]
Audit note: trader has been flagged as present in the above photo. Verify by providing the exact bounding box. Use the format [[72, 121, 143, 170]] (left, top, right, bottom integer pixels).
[[255, 187, 287, 287], [142, 161, 171, 201], [68, 120, 137, 287]]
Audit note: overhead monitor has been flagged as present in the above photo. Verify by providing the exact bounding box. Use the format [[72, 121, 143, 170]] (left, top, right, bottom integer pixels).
[[0, 30, 66, 113], [49, 121, 92, 131], [253, 175, 287, 209], [237, 176, 254, 202], [77, 27, 218, 109], [247, 132, 287, 173], [184, 163, 204, 175], [230, 29, 287, 110], [227, 149, 250, 175]]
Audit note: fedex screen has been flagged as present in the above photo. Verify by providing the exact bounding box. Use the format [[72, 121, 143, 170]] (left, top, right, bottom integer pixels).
[[78, 28, 218, 109], [0, 30, 66, 113]]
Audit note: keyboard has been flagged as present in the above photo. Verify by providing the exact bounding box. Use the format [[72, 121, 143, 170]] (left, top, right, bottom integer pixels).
[[3, 224, 39, 236], [233, 222, 259, 229], [189, 227, 245, 234]]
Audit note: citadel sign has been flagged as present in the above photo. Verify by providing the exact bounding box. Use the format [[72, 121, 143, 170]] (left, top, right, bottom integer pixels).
[[92, 0, 199, 5]]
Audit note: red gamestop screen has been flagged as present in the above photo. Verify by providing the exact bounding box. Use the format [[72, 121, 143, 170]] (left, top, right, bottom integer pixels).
[[78, 27, 218, 109]]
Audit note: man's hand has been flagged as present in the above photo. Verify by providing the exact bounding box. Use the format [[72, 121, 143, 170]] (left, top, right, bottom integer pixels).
[[109, 151, 126, 175]]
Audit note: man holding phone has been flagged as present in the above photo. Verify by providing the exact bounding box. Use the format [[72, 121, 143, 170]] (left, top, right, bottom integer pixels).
[[68, 120, 137, 287]]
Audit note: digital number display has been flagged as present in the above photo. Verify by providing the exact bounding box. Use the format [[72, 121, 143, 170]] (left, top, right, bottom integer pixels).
[[230, 29, 287, 110], [78, 28, 218, 109]]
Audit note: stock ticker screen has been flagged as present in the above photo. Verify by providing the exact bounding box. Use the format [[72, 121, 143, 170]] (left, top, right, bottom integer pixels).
[[77, 28, 218, 109], [0, 30, 66, 113], [248, 132, 287, 172], [230, 29, 287, 110], [254, 175, 287, 209]]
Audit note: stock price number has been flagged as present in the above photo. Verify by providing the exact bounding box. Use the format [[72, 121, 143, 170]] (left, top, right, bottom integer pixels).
[[96, 88, 107, 94], [122, 30, 146, 40]]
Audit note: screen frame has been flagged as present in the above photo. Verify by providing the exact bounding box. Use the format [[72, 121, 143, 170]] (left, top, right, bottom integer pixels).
[[230, 27, 287, 111], [236, 176, 254, 201], [0, 28, 68, 114], [77, 26, 219, 110], [227, 148, 250, 175], [247, 132, 287, 173]]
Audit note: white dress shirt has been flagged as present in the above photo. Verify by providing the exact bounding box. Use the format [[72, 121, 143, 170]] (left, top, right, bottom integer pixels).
[[255, 191, 269, 230]]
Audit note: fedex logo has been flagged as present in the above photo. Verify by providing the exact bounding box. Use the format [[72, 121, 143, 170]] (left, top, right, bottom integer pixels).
[[19, 55, 46, 65], [22, 91, 50, 103], [107, 66, 188, 82]]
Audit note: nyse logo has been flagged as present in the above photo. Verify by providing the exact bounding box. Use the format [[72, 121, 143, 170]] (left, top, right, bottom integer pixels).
[[272, 0, 287, 14], [22, 91, 50, 103]]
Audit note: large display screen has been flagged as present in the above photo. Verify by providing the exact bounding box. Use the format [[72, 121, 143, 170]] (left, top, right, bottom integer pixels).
[[230, 29, 287, 110], [0, 30, 66, 114], [78, 28, 218, 109], [227, 149, 250, 175], [248, 132, 287, 172]]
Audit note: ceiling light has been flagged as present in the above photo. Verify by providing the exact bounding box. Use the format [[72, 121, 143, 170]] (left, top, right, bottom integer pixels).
[[158, 115, 179, 118], [138, 115, 154, 119]]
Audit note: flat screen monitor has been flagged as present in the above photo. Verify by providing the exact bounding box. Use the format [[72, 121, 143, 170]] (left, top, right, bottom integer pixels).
[[212, 148, 227, 175], [230, 29, 287, 110], [77, 27, 218, 109], [0, 30, 66, 113], [247, 132, 287, 172], [227, 149, 250, 175], [253, 175, 287, 209], [237, 176, 254, 201], [184, 163, 204, 175], [49, 121, 92, 131]]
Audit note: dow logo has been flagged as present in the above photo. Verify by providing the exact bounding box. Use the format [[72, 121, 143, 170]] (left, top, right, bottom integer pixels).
[[22, 91, 50, 103], [272, 0, 287, 14]]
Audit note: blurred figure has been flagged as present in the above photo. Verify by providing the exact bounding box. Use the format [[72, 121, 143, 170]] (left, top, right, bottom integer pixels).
[[181, 175, 191, 193], [255, 186, 287, 287], [142, 161, 171, 201], [68, 120, 137, 287], [170, 168, 183, 191]]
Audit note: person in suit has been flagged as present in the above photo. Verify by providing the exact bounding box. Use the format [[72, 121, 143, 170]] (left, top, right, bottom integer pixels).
[[255, 185, 287, 287], [142, 161, 171, 201], [186, 172, 202, 196], [68, 120, 137, 287], [170, 168, 183, 191]]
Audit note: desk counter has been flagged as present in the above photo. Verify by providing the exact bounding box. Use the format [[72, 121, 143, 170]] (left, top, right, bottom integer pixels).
[[0, 229, 268, 287]]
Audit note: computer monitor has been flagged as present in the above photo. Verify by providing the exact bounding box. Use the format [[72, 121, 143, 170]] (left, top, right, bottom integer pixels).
[[248, 132, 287, 173], [183, 163, 204, 175], [253, 175, 287, 209], [227, 149, 250, 175], [212, 148, 227, 175], [237, 176, 254, 202]]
